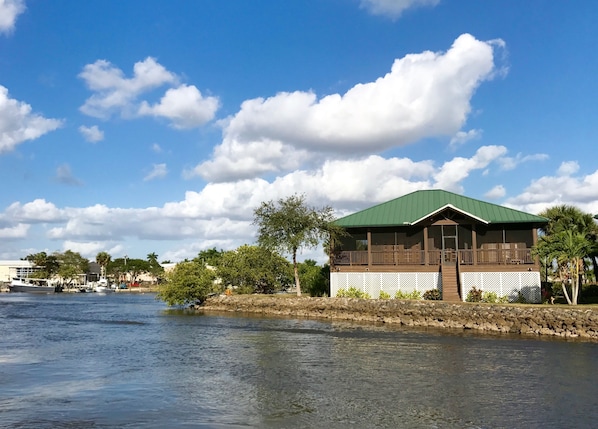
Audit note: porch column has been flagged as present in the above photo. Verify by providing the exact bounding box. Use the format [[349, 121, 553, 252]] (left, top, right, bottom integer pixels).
[[532, 227, 539, 265], [472, 225, 478, 265], [423, 226, 429, 265], [367, 230, 372, 267]]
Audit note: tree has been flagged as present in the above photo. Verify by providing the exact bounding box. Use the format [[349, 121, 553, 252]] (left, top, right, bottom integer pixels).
[[56, 250, 89, 288], [539, 205, 598, 285], [195, 248, 224, 267], [95, 251, 111, 278], [253, 194, 345, 296], [298, 259, 329, 296], [536, 230, 593, 305], [25, 251, 60, 279], [147, 252, 164, 284], [217, 245, 293, 294], [157, 260, 218, 306]]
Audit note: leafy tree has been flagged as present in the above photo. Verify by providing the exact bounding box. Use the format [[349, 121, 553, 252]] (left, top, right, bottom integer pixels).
[[25, 251, 60, 279], [126, 258, 151, 284], [217, 245, 293, 294], [157, 260, 218, 306], [253, 194, 344, 296], [298, 259, 329, 296], [95, 251, 111, 277], [56, 250, 89, 288]]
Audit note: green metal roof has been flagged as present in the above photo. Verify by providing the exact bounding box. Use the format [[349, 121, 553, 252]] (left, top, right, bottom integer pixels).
[[335, 189, 548, 227]]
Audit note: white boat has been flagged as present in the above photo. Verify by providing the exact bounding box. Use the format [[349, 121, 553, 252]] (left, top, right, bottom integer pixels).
[[9, 277, 56, 294], [94, 278, 113, 294]]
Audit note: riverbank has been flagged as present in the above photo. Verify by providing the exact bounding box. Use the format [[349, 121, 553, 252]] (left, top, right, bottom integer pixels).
[[199, 295, 598, 340]]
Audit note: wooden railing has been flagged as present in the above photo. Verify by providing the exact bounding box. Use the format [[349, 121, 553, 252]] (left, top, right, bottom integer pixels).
[[332, 248, 534, 266]]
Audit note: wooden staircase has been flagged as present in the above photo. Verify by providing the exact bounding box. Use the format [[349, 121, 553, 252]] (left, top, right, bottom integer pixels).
[[441, 262, 461, 302]]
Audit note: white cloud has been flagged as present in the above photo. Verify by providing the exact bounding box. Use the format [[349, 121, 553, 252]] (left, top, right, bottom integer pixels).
[[0, 223, 28, 239], [498, 152, 548, 170], [151, 143, 162, 153], [432, 145, 507, 193], [144, 163, 168, 181], [449, 129, 482, 148], [194, 34, 502, 182], [0, 0, 26, 34], [360, 0, 440, 19], [55, 164, 83, 186], [78, 125, 104, 142], [484, 185, 506, 200], [138, 84, 219, 129], [79, 57, 177, 119], [0, 147, 512, 261], [0, 85, 63, 154], [506, 163, 598, 215], [557, 160, 579, 176]]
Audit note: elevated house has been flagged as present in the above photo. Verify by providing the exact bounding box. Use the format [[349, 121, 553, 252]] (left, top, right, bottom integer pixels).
[[330, 190, 548, 303]]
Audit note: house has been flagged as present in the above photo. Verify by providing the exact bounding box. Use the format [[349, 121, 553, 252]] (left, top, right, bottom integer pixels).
[[0, 260, 36, 284], [330, 190, 548, 303]]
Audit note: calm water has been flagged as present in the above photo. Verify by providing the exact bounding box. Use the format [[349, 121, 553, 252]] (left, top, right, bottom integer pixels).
[[0, 293, 597, 429]]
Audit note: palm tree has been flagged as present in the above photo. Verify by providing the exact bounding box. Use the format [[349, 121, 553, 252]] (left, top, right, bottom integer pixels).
[[537, 230, 593, 304], [539, 205, 598, 283], [96, 251, 111, 278]]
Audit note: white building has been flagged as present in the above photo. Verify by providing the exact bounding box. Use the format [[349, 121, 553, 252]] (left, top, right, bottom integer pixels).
[[0, 260, 36, 283]]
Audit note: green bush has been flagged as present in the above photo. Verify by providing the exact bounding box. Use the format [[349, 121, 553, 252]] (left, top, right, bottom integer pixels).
[[394, 290, 422, 300], [379, 290, 391, 299], [423, 289, 441, 300], [336, 287, 371, 299], [466, 286, 483, 302], [515, 291, 527, 304], [482, 291, 498, 303]]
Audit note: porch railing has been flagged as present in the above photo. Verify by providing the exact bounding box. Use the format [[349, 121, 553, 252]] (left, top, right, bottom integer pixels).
[[332, 248, 534, 266]]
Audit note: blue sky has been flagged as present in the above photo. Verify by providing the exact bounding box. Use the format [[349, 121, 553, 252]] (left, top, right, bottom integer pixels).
[[1, 0, 598, 263]]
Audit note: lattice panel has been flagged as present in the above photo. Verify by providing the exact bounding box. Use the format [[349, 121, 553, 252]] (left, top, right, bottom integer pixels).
[[461, 272, 541, 303], [331, 272, 441, 298]]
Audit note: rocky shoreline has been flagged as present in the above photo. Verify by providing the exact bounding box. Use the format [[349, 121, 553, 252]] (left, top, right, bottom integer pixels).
[[199, 295, 598, 340]]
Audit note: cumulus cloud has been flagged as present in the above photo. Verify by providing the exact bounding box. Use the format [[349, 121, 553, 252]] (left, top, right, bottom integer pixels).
[[55, 164, 83, 186], [484, 185, 506, 200], [79, 57, 177, 119], [432, 145, 507, 193], [193, 34, 502, 182], [449, 129, 482, 149], [144, 163, 168, 181], [0, 223, 29, 239], [138, 84, 219, 129], [506, 162, 598, 215], [78, 125, 104, 142], [0, 85, 63, 154], [0, 147, 514, 260], [498, 152, 548, 170], [0, 0, 26, 34], [360, 0, 440, 19]]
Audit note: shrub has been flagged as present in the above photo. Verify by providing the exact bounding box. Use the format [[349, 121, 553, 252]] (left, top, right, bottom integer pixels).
[[482, 291, 498, 303], [379, 290, 391, 300], [395, 290, 422, 300], [336, 287, 371, 299], [515, 291, 527, 304], [466, 286, 483, 302], [423, 289, 441, 300]]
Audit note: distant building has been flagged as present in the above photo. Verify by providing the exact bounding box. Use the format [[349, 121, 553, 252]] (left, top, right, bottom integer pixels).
[[0, 260, 36, 283]]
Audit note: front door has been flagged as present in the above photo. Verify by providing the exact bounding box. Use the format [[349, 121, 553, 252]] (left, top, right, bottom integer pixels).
[[442, 225, 458, 264]]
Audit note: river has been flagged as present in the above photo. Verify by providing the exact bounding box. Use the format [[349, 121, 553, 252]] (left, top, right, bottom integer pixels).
[[0, 292, 597, 428]]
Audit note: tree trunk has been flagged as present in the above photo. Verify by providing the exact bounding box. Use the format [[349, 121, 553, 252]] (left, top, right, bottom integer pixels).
[[562, 283, 572, 305], [293, 250, 301, 296]]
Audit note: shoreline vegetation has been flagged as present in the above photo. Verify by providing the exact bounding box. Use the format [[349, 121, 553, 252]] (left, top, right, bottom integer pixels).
[[198, 294, 598, 341]]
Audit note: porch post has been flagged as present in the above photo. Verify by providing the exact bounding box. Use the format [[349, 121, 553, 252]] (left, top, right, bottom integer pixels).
[[532, 227, 539, 265], [367, 229, 372, 267], [423, 226, 429, 265], [472, 225, 478, 265]]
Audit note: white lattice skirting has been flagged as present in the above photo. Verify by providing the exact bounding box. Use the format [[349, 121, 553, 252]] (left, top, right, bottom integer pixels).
[[330, 271, 541, 303]]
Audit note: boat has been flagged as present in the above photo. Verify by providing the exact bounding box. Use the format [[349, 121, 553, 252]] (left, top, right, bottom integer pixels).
[[94, 278, 114, 294], [9, 277, 56, 294]]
